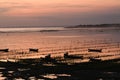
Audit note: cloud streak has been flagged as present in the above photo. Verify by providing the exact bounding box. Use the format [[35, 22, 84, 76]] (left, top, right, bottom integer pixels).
[[0, 0, 120, 26], [0, 1, 31, 15], [0, 5, 30, 12]]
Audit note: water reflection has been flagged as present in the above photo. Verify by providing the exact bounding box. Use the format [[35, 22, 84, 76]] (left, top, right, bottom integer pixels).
[[41, 74, 71, 79], [0, 27, 120, 49]]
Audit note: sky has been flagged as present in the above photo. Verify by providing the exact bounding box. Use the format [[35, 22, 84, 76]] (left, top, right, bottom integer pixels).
[[0, 0, 120, 27]]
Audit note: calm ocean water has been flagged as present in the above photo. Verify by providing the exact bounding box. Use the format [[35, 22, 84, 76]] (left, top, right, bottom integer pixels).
[[0, 27, 120, 49]]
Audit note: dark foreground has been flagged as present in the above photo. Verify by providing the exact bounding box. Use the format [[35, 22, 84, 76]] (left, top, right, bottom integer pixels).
[[0, 59, 120, 80]]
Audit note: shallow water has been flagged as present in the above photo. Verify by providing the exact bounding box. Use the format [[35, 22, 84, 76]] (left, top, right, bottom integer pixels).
[[0, 27, 120, 50], [0, 27, 120, 80]]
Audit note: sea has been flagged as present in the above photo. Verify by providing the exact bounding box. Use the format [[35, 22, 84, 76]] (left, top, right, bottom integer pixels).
[[0, 26, 120, 80], [0, 26, 120, 50]]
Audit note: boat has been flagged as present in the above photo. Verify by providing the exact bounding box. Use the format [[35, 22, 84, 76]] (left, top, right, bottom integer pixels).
[[89, 57, 102, 62], [40, 54, 57, 63], [29, 48, 39, 52], [88, 49, 102, 52], [64, 52, 83, 59], [0, 49, 9, 52]]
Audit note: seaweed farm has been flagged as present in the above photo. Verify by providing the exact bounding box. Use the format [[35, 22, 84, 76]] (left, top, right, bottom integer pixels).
[[0, 40, 120, 80], [0, 40, 120, 63]]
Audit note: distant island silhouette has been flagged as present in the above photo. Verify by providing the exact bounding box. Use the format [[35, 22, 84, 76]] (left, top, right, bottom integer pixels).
[[65, 24, 120, 28]]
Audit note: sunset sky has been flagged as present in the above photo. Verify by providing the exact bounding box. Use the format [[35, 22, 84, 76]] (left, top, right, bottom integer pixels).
[[0, 0, 120, 26]]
